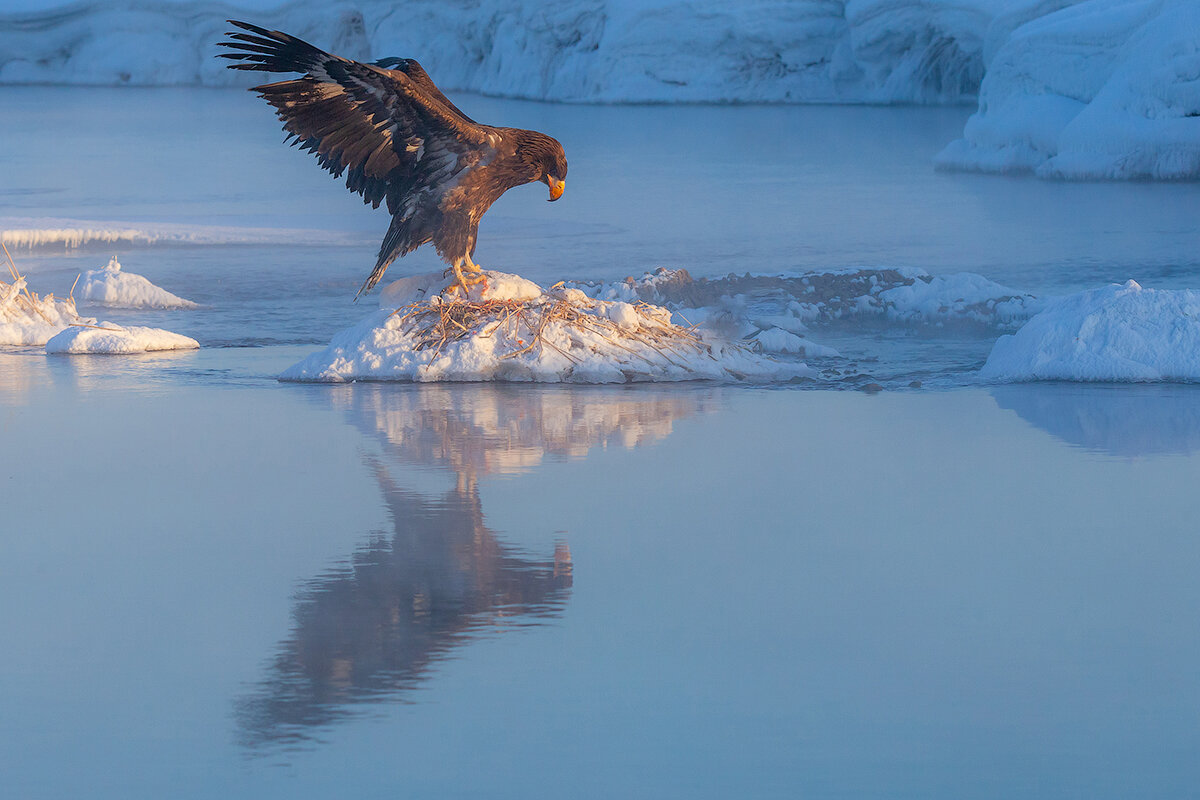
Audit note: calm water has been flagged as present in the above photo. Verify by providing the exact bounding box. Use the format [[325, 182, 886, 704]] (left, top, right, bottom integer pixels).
[[3, 88, 1200, 797], [4, 349, 1200, 798], [4, 87, 1200, 383]]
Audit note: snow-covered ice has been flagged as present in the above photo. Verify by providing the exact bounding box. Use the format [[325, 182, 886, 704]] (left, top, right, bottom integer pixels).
[[45, 322, 200, 354], [0, 0, 1006, 103], [1, 1, 1195, 180], [981, 280, 1200, 382], [283, 271, 811, 384], [81, 256, 198, 309], [937, 0, 1200, 179], [0, 271, 87, 346]]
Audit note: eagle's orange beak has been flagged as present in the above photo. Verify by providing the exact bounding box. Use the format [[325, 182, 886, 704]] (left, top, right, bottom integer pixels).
[[547, 177, 565, 202]]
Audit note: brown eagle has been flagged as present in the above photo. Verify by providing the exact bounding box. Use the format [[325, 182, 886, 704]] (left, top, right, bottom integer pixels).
[[218, 20, 567, 297]]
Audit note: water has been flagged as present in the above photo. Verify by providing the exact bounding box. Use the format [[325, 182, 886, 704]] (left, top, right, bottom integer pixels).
[[4, 87, 1199, 383], [4, 88, 1200, 797]]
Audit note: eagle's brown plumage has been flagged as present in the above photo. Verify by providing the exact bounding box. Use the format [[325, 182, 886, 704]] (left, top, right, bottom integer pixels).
[[218, 20, 568, 297]]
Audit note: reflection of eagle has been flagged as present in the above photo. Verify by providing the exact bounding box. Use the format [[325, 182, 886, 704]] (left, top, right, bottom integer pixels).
[[219, 20, 568, 297], [236, 462, 572, 749]]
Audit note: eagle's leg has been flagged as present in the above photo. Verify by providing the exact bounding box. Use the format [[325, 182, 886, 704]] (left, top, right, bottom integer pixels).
[[444, 257, 487, 297]]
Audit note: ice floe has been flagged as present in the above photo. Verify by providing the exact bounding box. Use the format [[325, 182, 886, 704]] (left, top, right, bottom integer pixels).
[[0, 270, 86, 346], [80, 256, 198, 309], [45, 322, 199, 354], [283, 271, 811, 384], [937, 0, 1200, 179], [981, 280, 1200, 382]]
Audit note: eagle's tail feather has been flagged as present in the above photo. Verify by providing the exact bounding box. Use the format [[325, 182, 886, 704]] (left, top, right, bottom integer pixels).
[[354, 215, 420, 301], [217, 20, 333, 75]]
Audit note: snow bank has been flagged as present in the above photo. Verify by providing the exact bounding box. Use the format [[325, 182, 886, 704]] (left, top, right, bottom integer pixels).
[[80, 256, 198, 309], [45, 322, 199, 354], [283, 270, 810, 384], [0, 0, 1031, 104], [0, 271, 86, 346], [937, 0, 1200, 179], [981, 280, 1200, 382]]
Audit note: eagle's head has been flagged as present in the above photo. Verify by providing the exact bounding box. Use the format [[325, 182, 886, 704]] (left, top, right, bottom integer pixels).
[[518, 131, 568, 202]]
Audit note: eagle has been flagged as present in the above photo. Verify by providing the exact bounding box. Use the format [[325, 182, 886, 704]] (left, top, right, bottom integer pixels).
[[218, 20, 567, 298]]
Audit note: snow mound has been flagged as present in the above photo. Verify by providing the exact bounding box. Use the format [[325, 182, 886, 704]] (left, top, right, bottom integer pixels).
[[80, 256, 198, 309], [283, 271, 810, 384], [981, 280, 1200, 382], [45, 322, 200, 354], [937, 0, 1200, 179], [0, 270, 87, 346]]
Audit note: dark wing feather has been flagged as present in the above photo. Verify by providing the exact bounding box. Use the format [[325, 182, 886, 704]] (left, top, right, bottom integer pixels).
[[218, 20, 495, 244]]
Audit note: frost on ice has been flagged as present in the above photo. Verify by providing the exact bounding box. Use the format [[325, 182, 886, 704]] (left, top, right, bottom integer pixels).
[[45, 323, 200, 354], [81, 257, 198, 309], [981, 280, 1200, 382], [282, 271, 812, 384]]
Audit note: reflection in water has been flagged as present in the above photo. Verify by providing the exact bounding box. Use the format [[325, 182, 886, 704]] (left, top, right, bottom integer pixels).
[[238, 385, 714, 750], [332, 383, 718, 483], [992, 383, 1200, 457]]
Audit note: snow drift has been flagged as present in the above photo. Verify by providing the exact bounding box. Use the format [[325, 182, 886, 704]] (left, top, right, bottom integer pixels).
[[937, 0, 1200, 179], [981, 280, 1200, 382], [282, 270, 811, 384], [81, 256, 198, 309], [45, 323, 200, 354]]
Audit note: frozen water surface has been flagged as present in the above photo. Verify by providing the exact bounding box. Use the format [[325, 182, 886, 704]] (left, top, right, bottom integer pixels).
[[3, 87, 1200, 797]]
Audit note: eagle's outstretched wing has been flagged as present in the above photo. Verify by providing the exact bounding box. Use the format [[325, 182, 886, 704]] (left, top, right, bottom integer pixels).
[[218, 21, 497, 294]]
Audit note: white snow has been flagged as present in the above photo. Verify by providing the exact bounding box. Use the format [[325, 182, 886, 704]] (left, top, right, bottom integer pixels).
[[284, 270, 811, 384], [752, 327, 841, 358], [0, 271, 87, 346], [45, 322, 200, 354], [0, 0, 1028, 103], [1, 1, 1193, 179], [81, 256, 198, 309], [937, 0, 1200, 179], [981, 280, 1200, 382]]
